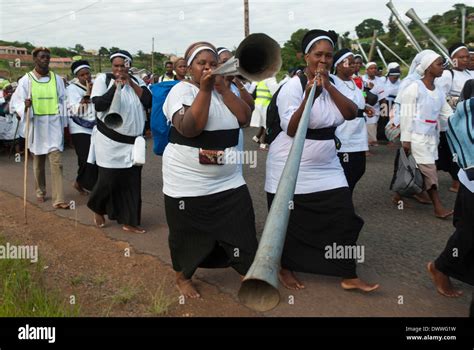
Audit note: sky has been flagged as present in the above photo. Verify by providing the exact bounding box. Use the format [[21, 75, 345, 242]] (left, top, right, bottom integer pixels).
[[0, 0, 469, 56]]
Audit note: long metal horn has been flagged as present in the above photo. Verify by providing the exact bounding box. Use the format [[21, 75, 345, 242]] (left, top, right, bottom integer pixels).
[[356, 39, 369, 63], [405, 8, 454, 65], [102, 82, 123, 129], [376, 46, 388, 69], [212, 33, 282, 81], [238, 82, 318, 312], [386, 0, 422, 52], [376, 38, 409, 68]]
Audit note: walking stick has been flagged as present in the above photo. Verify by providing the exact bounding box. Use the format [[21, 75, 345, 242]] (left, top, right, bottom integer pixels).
[[8, 113, 20, 159], [23, 81, 32, 224]]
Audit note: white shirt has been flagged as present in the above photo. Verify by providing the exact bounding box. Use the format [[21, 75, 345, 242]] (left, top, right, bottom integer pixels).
[[11, 72, 66, 155], [88, 73, 147, 168], [0, 100, 20, 140], [362, 75, 386, 124], [437, 69, 474, 98], [265, 76, 348, 194], [162, 81, 245, 198], [66, 82, 95, 135], [399, 81, 451, 164], [384, 77, 401, 103], [332, 75, 368, 153], [458, 169, 474, 193]]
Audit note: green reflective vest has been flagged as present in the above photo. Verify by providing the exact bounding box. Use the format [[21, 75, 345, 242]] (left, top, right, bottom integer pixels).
[[28, 71, 59, 116], [254, 81, 272, 107]]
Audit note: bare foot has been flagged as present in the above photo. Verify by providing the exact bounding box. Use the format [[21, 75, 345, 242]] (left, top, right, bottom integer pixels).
[[122, 225, 146, 234], [341, 278, 379, 292], [176, 273, 200, 299], [279, 269, 305, 290], [53, 202, 70, 209], [427, 262, 463, 297], [37, 196, 46, 203], [449, 181, 460, 193], [434, 208, 454, 219], [413, 192, 432, 205], [73, 181, 87, 196], [93, 213, 105, 228]]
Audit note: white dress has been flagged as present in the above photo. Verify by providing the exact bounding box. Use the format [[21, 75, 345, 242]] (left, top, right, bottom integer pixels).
[[265, 76, 348, 195]]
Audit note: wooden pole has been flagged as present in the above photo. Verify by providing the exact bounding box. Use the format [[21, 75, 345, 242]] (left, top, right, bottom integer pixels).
[[244, 0, 249, 37], [23, 80, 32, 224]]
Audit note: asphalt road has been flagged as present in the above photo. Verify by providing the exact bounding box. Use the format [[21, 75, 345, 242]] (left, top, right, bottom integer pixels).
[[0, 128, 472, 317]]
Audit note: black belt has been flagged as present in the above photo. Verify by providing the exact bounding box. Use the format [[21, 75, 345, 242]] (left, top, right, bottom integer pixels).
[[96, 119, 137, 145], [305, 127, 337, 140], [357, 109, 365, 118], [169, 127, 239, 150]]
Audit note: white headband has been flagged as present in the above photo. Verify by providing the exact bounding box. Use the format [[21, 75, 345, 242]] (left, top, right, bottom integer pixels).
[[334, 52, 353, 68], [365, 62, 377, 69], [187, 46, 216, 66], [218, 48, 231, 56], [304, 35, 335, 54], [73, 64, 90, 75], [450, 46, 468, 58], [110, 53, 132, 64]]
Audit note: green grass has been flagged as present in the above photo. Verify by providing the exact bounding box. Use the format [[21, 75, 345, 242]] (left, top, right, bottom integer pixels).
[[148, 282, 174, 316], [0, 235, 80, 317]]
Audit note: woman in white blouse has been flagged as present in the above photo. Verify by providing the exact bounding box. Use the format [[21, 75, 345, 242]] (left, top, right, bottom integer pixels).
[[265, 30, 379, 292], [162, 42, 257, 299], [399, 50, 454, 219]]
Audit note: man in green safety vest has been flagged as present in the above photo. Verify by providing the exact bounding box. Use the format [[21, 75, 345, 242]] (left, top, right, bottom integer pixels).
[[11, 47, 69, 209], [249, 77, 278, 150]]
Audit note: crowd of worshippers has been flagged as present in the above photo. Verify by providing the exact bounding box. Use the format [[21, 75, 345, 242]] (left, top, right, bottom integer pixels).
[[1, 30, 473, 301]]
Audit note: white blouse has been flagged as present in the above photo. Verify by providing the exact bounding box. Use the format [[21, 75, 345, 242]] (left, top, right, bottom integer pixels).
[[162, 81, 245, 198], [66, 82, 95, 135], [332, 75, 368, 153], [11, 73, 66, 155], [88, 73, 147, 168], [265, 76, 348, 194], [362, 75, 386, 124]]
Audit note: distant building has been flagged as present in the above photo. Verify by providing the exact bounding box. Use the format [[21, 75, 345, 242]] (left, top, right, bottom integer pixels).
[[50, 57, 73, 68], [0, 46, 28, 55]]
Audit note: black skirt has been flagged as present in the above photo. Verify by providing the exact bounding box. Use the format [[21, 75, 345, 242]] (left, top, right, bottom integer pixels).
[[338, 151, 366, 193], [267, 187, 363, 279], [87, 166, 142, 227], [435, 183, 474, 286], [436, 131, 459, 180], [165, 185, 258, 279], [71, 133, 98, 191]]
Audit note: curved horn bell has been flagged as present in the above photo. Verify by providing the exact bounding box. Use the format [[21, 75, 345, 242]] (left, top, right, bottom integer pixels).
[[212, 33, 282, 81], [102, 82, 123, 129]]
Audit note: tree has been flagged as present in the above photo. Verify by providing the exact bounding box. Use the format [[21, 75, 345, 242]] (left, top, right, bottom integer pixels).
[[280, 28, 309, 72], [355, 18, 385, 39], [387, 15, 399, 41], [109, 47, 120, 54], [74, 44, 84, 54], [98, 47, 109, 56]]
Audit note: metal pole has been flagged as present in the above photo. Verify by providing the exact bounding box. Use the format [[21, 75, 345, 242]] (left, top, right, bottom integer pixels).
[[151, 37, 154, 75], [368, 30, 378, 62], [356, 39, 369, 63], [376, 46, 388, 69], [244, 0, 249, 38], [461, 7, 466, 43], [376, 38, 409, 68], [386, 0, 422, 52]]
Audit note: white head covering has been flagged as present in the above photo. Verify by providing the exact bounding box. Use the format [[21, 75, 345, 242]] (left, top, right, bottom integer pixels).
[[365, 62, 377, 69], [387, 62, 400, 71], [397, 50, 438, 94], [415, 50, 441, 77]]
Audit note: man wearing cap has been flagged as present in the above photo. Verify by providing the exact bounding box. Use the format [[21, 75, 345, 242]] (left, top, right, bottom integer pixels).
[[11, 47, 69, 209], [87, 50, 152, 234], [436, 43, 474, 193], [66, 60, 98, 194]]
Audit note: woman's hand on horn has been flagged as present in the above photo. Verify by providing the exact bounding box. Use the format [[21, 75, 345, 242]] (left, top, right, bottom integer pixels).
[[200, 68, 215, 93], [214, 75, 231, 96]]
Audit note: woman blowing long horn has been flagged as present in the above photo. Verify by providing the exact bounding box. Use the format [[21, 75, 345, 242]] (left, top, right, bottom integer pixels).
[[265, 29, 379, 292], [162, 42, 258, 298], [87, 50, 152, 233]]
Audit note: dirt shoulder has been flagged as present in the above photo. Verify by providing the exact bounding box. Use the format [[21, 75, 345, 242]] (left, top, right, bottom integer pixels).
[[0, 191, 258, 317]]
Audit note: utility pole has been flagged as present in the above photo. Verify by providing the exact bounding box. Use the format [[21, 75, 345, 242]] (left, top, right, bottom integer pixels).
[[244, 0, 249, 37], [461, 6, 466, 43], [151, 37, 155, 75], [368, 30, 378, 62]]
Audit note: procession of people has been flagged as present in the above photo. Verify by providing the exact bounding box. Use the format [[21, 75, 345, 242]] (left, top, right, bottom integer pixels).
[[1, 24, 473, 309]]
